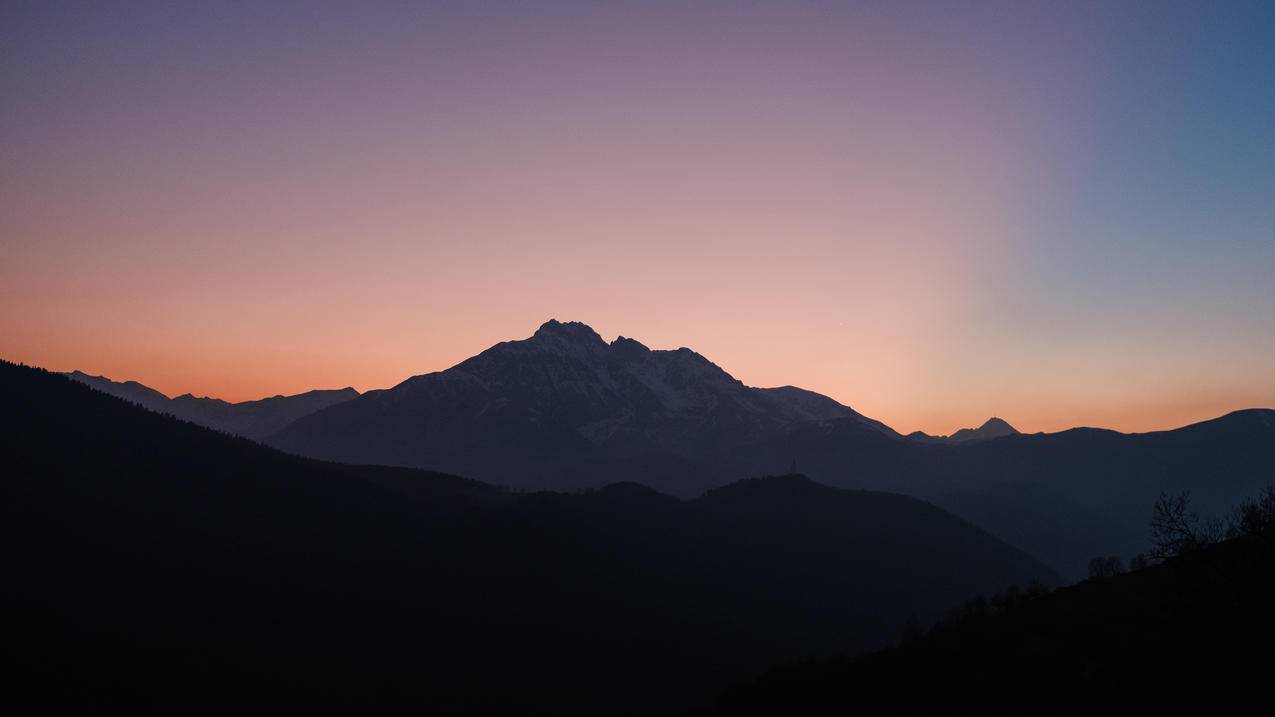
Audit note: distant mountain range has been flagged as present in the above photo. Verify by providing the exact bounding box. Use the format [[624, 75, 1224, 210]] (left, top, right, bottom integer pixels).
[[65, 370, 358, 440], [55, 320, 1275, 579], [2, 359, 1054, 714], [260, 321, 1274, 579], [725, 403, 1274, 578], [7, 317, 1274, 710]]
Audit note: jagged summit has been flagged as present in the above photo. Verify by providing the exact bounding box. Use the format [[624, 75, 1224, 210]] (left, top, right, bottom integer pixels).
[[981, 417, 1016, 432], [524, 319, 610, 360], [610, 335, 651, 362], [610, 335, 649, 350], [533, 318, 605, 343]]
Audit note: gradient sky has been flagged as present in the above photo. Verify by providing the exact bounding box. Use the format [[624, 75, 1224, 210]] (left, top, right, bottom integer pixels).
[[2, 1, 1273, 435]]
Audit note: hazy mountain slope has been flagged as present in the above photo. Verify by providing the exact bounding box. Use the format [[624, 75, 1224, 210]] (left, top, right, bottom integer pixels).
[[268, 319, 893, 494], [933, 481, 1130, 579], [65, 370, 358, 439], [2, 359, 1053, 715], [773, 410, 1275, 578]]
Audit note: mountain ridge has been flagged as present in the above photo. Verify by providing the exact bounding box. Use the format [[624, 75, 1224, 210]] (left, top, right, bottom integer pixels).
[[36, 316, 1275, 583], [260, 320, 1275, 580], [2, 358, 1056, 714], [64, 370, 358, 440]]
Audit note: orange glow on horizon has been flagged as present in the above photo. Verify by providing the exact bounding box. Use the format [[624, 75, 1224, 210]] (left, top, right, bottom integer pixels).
[[5, 316, 1271, 438], [3, 2, 1272, 437]]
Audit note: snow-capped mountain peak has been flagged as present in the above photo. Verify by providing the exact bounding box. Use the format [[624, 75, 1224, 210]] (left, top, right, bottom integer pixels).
[[268, 319, 899, 493]]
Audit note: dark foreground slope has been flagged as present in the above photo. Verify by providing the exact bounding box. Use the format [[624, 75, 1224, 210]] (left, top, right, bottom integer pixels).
[[713, 532, 1275, 715], [0, 360, 1053, 715]]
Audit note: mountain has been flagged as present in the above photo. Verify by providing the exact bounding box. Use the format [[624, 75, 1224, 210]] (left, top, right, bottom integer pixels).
[[714, 525, 1275, 715], [768, 409, 1275, 579], [2, 359, 1054, 714], [268, 319, 894, 495], [907, 416, 1020, 444], [931, 481, 1129, 579], [65, 370, 358, 439], [947, 416, 1019, 443], [262, 320, 1275, 579]]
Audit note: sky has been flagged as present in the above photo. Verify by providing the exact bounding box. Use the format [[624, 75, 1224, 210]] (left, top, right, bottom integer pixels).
[[2, 0, 1273, 435]]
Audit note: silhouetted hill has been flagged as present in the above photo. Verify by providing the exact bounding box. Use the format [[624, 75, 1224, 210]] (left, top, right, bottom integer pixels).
[[932, 481, 1127, 580], [1, 359, 1054, 715], [65, 369, 358, 439], [713, 530, 1275, 715], [268, 319, 894, 495]]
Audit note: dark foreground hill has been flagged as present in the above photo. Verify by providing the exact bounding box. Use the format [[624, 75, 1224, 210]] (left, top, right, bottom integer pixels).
[[1, 360, 1053, 715], [712, 529, 1275, 715]]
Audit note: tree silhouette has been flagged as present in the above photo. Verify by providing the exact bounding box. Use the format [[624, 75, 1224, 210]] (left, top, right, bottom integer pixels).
[[1148, 490, 1223, 561], [1087, 555, 1124, 580], [1226, 485, 1275, 539]]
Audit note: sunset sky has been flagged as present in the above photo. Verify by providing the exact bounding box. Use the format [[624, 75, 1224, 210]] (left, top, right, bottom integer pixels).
[[2, 1, 1272, 435]]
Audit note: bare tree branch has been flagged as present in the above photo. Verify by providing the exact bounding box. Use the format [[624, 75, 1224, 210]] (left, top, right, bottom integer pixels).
[[1149, 490, 1219, 561]]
